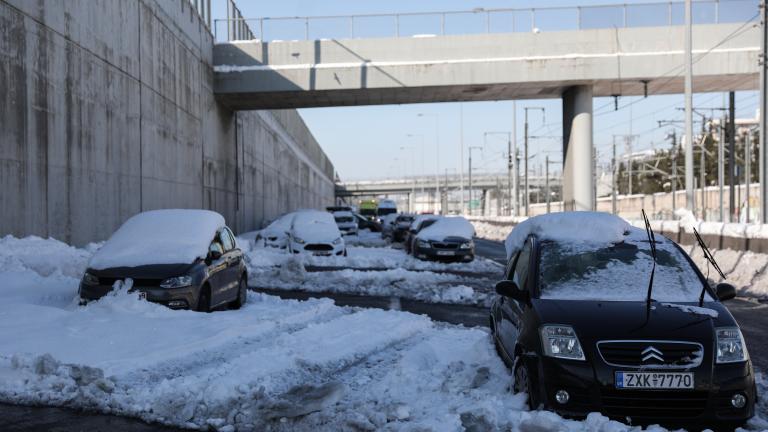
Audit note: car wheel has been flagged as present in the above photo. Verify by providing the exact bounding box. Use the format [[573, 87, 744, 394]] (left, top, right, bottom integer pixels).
[[197, 284, 211, 313], [230, 277, 247, 310], [513, 356, 540, 410]]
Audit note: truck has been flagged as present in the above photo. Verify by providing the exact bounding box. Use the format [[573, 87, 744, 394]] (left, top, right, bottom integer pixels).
[[359, 200, 378, 221]]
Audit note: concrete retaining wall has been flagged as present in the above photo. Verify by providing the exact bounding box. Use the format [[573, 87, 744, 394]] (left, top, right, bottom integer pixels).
[[0, 0, 335, 245]]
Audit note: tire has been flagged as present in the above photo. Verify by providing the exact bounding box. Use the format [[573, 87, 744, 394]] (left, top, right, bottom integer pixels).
[[230, 277, 247, 310], [197, 285, 211, 313], [513, 356, 540, 410], [343, 249, 348, 257]]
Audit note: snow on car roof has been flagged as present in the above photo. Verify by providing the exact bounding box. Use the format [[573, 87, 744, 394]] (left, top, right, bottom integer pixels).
[[411, 214, 440, 230], [505, 211, 631, 259], [417, 217, 475, 242], [89, 209, 226, 269], [294, 210, 335, 225]]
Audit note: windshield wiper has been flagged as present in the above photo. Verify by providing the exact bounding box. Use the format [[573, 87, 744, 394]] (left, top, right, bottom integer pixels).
[[642, 210, 658, 312], [693, 228, 726, 306]]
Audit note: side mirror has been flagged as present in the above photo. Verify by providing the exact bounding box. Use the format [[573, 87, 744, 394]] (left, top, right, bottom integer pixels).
[[208, 243, 223, 261], [495, 280, 529, 303], [715, 282, 736, 301]]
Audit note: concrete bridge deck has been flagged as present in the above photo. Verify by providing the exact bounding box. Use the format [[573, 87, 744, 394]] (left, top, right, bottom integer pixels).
[[213, 23, 758, 109]]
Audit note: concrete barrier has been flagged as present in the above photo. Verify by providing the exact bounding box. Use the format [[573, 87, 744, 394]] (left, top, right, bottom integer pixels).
[[0, 0, 335, 245]]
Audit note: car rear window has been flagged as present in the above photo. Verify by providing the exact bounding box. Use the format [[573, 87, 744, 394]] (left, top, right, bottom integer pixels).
[[538, 236, 713, 302]]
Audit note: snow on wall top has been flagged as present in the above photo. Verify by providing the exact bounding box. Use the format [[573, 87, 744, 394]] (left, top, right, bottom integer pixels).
[[418, 217, 475, 242], [504, 211, 631, 259], [89, 210, 225, 270]]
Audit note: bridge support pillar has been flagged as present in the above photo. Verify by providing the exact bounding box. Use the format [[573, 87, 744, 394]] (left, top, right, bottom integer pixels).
[[562, 85, 594, 212]]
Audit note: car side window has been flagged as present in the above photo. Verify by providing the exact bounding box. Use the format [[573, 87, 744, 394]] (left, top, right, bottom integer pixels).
[[512, 239, 532, 291], [219, 229, 234, 251]]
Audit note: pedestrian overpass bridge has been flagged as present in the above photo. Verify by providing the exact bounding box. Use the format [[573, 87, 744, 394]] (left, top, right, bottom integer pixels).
[[211, 3, 760, 212]]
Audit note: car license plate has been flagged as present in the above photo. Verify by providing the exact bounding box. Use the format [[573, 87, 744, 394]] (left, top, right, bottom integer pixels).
[[615, 371, 693, 390], [437, 251, 455, 256]]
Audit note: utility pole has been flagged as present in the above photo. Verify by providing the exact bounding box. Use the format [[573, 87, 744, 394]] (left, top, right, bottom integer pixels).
[[760, 0, 768, 223], [612, 138, 618, 215], [459, 104, 465, 214], [511, 101, 518, 217], [729, 92, 736, 222], [468, 146, 482, 217], [524, 107, 545, 216], [484, 131, 513, 216], [684, 0, 695, 213], [626, 135, 634, 195], [417, 113, 441, 214], [672, 131, 678, 213], [719, 116, 725, 222], [700, 116, 707, 217], [746, 131, 752, 223]]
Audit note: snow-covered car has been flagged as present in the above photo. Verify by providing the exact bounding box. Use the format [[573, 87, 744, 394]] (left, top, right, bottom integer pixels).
[[392, 214, 415, 242], [412, 216, 475, 262], [379, 213, 400, 240], [255, 212, 296, 249], [403, 214, 441, 254], [333, 210, 359, 236], [289, 210, 346, 256], [490, 212, 754, 428], [78, 209, 247, 312]]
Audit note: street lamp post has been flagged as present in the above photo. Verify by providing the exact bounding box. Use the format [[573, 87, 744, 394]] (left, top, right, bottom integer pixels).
[[524, 107, 546, 216]]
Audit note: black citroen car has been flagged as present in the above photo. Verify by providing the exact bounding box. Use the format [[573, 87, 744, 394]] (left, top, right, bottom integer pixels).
[[490, 214, 755, 429], [79, 209, 247, 312]]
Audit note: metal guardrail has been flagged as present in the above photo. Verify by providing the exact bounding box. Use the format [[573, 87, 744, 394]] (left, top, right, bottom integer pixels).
[[187, 0, 212, 30], [213, 0, 758, 42]]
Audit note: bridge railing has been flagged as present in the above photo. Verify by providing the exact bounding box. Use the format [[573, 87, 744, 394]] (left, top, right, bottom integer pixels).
[[213, 0, 758, 42]]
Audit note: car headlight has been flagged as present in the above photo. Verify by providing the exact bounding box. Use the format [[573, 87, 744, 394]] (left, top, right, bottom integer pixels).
[[293, 236, 305, 244], [540, 325, 585, 361], [459, 241, 473, 249], [716, 327, 748, 363], [160, 276, 193, 289], [332, 237, 343, 245], [82, 272, 99, 286], [417, 239, 430, 248]]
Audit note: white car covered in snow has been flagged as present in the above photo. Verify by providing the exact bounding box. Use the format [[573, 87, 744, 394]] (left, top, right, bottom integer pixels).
[[288, 210, 347, 256], [255, 212, 296, 249], [333, 211, 359, 236]]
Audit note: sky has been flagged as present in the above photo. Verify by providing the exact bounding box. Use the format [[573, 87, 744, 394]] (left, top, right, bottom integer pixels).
[[211, 0, 760, 181]]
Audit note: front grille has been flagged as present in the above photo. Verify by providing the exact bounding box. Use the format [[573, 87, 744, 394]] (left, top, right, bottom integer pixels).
[[431, 242, 458, 250], [97, 277, 163, 287], [597, 340, 703, 368], [305, 244, 333, 251], [601, 389, 708, 418]]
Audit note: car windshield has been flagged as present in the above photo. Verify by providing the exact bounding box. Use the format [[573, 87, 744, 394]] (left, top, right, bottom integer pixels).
[[538, 232, 713, 302], [377, 208, 396, 216], [397, 216, 414, 223], [335, 216, 353, 223]]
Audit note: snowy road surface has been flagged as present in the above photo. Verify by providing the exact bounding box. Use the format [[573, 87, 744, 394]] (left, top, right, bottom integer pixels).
[[0, 234, 767, 431]]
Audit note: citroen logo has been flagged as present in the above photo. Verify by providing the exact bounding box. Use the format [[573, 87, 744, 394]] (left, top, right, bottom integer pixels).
[[641, 346, 664, 363]]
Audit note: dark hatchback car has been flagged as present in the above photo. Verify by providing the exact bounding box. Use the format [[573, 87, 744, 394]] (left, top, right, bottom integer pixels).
[[490, 215, 755, 429], [79, 210, 247, 312]]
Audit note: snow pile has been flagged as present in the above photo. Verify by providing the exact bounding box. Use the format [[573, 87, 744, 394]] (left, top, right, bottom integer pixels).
[[417, 216, 475, 242], [505, 212, 631, 259], [89, 210, 225, 269], [251, 266, 494, 306], [344, 229, 388, 247], [473, 221, 515, 242]]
